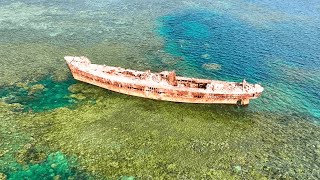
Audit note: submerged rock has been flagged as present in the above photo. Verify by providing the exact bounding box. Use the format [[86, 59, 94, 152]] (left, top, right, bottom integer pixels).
[[70, 93, 86, 100], [28, 84, 46, 95], [68, 84, 83, 94], [202, 63, 221, 71], [201, 54, 211, 59], [119, 176, 135, 180], [15, 82, 29, 90], [53, 175, 61, 180], [234, 165, 242, 173], [0, 150, 9, 157], [15, 143, 46, 165], [0, 173, 7, 180]]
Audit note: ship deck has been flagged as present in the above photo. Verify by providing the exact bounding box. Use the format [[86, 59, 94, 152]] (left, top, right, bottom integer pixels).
[[71, 58, 258, 95]]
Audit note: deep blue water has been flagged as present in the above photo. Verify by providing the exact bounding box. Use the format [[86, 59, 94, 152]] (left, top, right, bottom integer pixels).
[[158, 8, 320, 121]]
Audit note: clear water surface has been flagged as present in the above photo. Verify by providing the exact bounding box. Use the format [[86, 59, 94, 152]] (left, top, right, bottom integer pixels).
[[0, 0, 320, 179]]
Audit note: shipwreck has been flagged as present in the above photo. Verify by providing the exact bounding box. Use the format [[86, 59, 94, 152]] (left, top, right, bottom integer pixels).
[[65, 56, 263, 105]]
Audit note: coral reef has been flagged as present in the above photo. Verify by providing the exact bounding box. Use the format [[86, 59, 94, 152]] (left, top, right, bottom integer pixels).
[[0, 0, 319, 179], [2, 83, 318, 179]]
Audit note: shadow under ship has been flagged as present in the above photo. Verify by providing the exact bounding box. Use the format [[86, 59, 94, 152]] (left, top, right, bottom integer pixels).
[[65, 56, 263, 105]]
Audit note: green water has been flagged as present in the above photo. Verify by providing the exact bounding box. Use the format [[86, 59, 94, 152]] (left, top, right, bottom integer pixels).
[[4, 151, 88, 180], [0, 0, 320, 179], [0, 76, 76, 112]]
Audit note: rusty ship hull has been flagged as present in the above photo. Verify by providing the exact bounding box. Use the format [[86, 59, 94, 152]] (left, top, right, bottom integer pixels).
[[65, 56, 263, 105]]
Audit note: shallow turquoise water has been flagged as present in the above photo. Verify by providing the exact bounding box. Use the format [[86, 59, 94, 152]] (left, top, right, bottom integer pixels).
[[0, 76, 75, 112], [5, 151, 88, 180]]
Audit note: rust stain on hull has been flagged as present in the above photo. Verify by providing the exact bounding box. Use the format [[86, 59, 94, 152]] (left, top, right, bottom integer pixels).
[[65, 56, 264, 105]]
